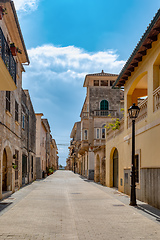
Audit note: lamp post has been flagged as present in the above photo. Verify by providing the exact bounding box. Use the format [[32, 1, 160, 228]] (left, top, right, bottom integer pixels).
[[128, 103, 140, 206]]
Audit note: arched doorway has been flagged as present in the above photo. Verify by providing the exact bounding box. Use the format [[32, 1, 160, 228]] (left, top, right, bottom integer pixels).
[[113, 149, 118, 188], [2, 149, 7, 191]]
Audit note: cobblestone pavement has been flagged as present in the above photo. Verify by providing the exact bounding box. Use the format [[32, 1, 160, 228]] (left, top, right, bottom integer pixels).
[[0, 171, 160, 240]]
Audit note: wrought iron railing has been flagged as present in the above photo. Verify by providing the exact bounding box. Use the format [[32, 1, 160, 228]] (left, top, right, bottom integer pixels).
[[0, 27, 16, 84]]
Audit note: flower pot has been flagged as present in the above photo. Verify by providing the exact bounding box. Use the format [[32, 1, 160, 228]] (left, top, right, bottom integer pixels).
[[0, 6, 3, 20], [10, 46, 17, 56]]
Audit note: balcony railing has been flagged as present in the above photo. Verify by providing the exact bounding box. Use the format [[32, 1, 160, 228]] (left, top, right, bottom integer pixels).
[[153, 86, 160, 112], [0, 27, 16, 84], [81, 112, 89, 119], [127, 98, 148, 128], [93, 110, 118, 117]]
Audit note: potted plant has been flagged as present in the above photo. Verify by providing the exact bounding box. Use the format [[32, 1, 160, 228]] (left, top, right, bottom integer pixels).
[[0, 5, 7, 20], [10, 43, 22, 56], [12, 163, 17, 169]]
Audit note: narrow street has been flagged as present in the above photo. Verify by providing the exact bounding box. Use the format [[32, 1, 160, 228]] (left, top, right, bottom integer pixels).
[[0, 171, 160, 240]]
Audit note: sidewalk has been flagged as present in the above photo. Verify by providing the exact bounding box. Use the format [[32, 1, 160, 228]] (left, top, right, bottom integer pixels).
[[0, 171, 159, 240]]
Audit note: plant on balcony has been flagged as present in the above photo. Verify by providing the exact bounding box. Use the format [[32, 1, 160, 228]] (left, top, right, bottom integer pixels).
[[10, 43, 22, 56], [0, 6, 7, 20], [106, 118, 121, 131], [12, 163, 17, 169]]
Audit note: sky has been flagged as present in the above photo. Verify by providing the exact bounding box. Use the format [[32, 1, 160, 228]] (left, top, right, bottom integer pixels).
[[13, 0, 160, 166]]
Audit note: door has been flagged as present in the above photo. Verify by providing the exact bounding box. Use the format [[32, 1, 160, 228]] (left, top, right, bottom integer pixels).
[[2, 149, 7, 191], [22, 155, 27, 185], [113, 149, 118, 188]]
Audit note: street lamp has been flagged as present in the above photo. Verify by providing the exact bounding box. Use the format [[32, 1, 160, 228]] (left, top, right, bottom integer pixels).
[[128, 103, 140, 206]]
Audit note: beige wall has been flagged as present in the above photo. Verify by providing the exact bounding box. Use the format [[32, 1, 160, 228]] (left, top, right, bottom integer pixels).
[[106, 32, 160, 207]]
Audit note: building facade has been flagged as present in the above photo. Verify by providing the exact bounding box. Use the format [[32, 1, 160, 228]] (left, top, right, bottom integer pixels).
[[68, 122, 81, 173], [50, 137, 59, 171], [0, 0, 29, 199], [106, 9, 160, 209], [21, 89, 36, 186], [67, 71, 124, 182], [36, 113, 51, 178]]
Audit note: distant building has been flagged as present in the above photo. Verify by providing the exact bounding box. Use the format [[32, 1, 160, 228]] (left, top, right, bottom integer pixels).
[[35, 114, 50, 178], [67, 122, 81, 172], [78, 71, 123, 181], [50, 138, 59, 170], [21, 89, 36, 186], [67, 71, 124, 183]]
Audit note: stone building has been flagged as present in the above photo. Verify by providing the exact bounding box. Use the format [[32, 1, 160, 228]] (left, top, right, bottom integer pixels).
[[106, 9, 160, 209], [78, 71, 124, 181], [68, 122, 81, 172], [0, 0, 29, 199], [35, 114, 51, 178], [21, 89, 36, 186], [50, 138, 58, 171]]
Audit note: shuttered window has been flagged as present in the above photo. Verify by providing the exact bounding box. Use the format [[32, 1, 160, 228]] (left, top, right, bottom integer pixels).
[[6, 91, 11, 112], [15, 101, 18, 122]]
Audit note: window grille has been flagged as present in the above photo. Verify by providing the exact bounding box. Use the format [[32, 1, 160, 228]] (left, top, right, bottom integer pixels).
[[94, 80, 99, 86], [101, 80, 108, 86], [6, 91, 11, 112], [15, 150, 19, 187], [15, 100, 18, 122]]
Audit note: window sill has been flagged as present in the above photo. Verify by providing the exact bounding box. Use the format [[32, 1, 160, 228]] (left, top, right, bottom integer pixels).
[[15, 121, 19, 126], [6, 110, 12, 117]]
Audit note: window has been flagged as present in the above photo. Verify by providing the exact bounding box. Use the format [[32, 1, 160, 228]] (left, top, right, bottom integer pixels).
[[97, 128, 100, 139], [6, 91, 11, 112], [101, 80, 108, 86], [110, 80, 115, 86], [15, 101, 18, 122], [15, 150, 19, 186], [102, 124, 106, 139], [84, 130, 88, 140], [94, 80, 99, 86], [135, 155, 139, 183], [22, 113, 25, 129], [100, 100, 109, 110]]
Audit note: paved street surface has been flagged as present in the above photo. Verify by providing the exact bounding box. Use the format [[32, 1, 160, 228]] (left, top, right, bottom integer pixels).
[[0, 171, 160, 240]]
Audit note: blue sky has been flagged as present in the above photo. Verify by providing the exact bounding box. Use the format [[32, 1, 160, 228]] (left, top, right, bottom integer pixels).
[[14, 0, 160, 166]]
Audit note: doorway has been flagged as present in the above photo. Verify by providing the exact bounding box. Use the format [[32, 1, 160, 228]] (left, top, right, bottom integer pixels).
[[2, 149, 7, 191], [113, 149, 118, 188]]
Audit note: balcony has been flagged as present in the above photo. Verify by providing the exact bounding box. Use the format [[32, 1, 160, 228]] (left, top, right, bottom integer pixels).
[[153, 86, 160, 112], [81, 112, 89, 119], [78, 140, 89, 154], [93, 110, 118, 117], [0, 27, 16, 90], [94, 138, 106, 146], [127, 98, 148, 128]]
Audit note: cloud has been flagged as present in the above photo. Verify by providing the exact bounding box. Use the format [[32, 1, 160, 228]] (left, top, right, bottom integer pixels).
[[14, 0, 39, 12], [26, 44, 125, 86]]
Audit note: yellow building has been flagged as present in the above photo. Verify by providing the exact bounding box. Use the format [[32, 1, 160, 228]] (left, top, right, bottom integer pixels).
[[106, 9, 160, 209], [0, 0, 29, 90]]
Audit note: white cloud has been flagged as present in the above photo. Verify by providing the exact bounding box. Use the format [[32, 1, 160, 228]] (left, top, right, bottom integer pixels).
[[14, 0, 39, 12], [26, 44, 125, 87]]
